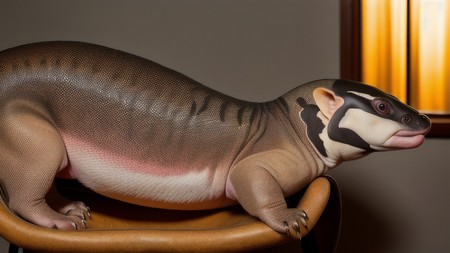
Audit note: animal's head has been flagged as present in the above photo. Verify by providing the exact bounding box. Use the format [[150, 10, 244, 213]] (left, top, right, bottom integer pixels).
[[284, 79, 431, 167]]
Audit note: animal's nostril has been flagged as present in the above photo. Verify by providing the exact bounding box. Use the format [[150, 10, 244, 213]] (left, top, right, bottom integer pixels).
[[420, 114, 431, 124]]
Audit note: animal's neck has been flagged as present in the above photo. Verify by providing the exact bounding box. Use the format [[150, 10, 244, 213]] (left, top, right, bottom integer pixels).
[[315, 114, 370, 168], [283, 100, 368, 169], [271, 98, 328, 169]]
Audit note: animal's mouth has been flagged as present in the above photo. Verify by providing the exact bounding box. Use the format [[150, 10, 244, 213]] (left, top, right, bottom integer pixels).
[[383, 128, 430, 149]]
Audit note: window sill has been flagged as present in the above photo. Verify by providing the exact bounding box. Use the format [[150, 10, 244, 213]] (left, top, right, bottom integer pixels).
[[427, 115, 450, 138]]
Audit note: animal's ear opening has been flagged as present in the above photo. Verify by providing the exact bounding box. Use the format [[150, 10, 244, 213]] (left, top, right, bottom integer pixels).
[[313, 88, 344, 120]]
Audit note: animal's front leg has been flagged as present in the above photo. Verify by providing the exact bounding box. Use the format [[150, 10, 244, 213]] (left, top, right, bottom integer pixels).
[[229, 162, 308, 238]]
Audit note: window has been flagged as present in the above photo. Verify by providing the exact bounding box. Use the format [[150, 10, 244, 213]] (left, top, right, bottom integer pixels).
[[341, 0, 450, 137]]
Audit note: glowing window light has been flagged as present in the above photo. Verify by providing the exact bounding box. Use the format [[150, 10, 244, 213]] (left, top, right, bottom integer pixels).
[[362, 0, 450, 114], [362, 0, 407, 102]]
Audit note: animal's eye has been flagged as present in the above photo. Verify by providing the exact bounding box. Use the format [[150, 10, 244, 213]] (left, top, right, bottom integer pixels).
[[402, 114, 412, 124], [372, 99, 391, 115]]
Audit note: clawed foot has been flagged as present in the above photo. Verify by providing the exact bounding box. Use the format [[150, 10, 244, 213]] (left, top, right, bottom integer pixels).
[[10, 199, 92, 230], [44, 185, 92, 230], [282, 209, 308, 239], [53, 201, 92, 230], [260, 208, 309, 240]]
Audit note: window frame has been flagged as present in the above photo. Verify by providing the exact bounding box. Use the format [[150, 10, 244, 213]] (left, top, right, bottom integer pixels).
[[340, 0, 450, 138]]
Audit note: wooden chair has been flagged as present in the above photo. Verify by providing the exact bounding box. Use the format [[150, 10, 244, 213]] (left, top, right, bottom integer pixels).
[[0, 176, 341, 253]]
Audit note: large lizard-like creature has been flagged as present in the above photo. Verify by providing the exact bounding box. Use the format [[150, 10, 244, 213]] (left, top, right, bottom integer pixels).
[[0, 41, 431, 236]]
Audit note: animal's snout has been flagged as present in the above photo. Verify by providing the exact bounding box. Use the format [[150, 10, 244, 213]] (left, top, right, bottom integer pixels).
[[401, 112, 431, 132], [420, 114, 431, 125], [415, 113, 432, 132], [420, 113, 432, 129]]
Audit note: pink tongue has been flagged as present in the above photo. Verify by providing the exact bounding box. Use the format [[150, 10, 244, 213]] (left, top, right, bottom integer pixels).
[[385, 135, 425, 149]]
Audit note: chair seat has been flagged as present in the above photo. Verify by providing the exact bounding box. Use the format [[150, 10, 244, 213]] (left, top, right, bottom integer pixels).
[[0, 176, 339, 253]]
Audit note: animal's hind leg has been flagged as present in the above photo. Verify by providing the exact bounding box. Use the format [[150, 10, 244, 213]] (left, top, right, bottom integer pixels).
[[0, 104, 89, 230]]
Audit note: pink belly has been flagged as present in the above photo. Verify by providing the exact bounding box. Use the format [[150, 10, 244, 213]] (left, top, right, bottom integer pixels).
[[58, 133, 232, 209]]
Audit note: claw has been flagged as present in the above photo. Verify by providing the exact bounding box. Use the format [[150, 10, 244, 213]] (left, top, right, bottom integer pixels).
[[293, 221, 301, 240], [299, 217, 308, 228], [283, 221, 290, 237], [300, 210, 308, 220], [86, 206, 92, 219], [299, 210, 309, 231], [71, 221, 77, 230], [66, 208, 89, 221], [82, 219, 87, 229]]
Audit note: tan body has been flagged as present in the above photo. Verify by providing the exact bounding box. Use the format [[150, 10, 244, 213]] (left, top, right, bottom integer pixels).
[[0, 42, 430, 235], [0, 42, 431, 233]]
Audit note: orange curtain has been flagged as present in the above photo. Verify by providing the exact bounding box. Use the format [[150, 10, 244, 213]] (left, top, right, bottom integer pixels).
[[362, 0, 450, 114], [362, 0, 407, 103], [410, 0, 450, 113]]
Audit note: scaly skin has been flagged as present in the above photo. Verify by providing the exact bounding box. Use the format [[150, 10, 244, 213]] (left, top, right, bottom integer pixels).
[[0, 42, 431, 235]]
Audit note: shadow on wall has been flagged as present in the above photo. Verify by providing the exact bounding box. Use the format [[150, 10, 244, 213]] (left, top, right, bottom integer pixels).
[[330, 138, 450, 253], [336, 189, 397, 253]]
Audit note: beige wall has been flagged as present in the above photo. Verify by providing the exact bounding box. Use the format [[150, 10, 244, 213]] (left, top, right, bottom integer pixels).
[[0, 1, 448, 252]]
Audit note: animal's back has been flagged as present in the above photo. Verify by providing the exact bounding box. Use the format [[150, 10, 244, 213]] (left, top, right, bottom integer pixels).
[[0, 41, 265, 209]]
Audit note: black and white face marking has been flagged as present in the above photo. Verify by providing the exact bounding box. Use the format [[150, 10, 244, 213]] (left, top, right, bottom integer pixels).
[[295, 79, 430, 168], [297, 97, 327, 157], [329, 80, 431, 151]]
